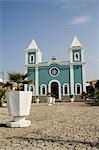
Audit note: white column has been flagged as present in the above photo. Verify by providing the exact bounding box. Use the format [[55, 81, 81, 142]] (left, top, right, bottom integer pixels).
[[59, 86, 61, 99], [82, 64, 86, 92], [81, 48, 84, 62], [70, 64, 74, 95], [70, 49, 73, 63], [35, 66, 39, 95]]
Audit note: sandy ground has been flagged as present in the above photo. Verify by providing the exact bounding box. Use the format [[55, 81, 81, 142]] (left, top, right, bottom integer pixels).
[[0, 102, 99, 150]]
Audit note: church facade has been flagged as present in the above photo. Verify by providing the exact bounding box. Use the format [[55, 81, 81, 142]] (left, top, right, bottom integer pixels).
[[25, 36, 86, 101]]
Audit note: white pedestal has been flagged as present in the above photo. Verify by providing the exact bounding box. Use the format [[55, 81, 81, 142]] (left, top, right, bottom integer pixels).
[[48, 103, 52, 106], [36, 98, 40, 103], [7, 116, 31, 128], [53, 98, 55, 104], [71, 98, 74, 103], [47, 97, 53, 106]]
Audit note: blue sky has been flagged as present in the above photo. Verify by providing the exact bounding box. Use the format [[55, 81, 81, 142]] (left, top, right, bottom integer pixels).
[[0, 0, 99, 80]]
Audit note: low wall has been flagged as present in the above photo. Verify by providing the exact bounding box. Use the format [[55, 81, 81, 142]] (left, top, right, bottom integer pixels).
[[32, 95, 82, 103]]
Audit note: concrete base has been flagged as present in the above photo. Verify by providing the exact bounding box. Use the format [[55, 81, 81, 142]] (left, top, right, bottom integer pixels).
[[36, 98, 40, 103], [7, 116, 31, 128], [48, 103, 52, 106], [70, 98, 74, 103]]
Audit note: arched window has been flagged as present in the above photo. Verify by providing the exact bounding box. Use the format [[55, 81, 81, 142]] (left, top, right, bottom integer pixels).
[[63, 83, 69, 95], [30, 54, 34, 63], [75, 83, 82, 95], [29, 84, 34, 94], [74, 52, 80, 61], [76, 53, 78, 59], [41, 84, 47, 95]]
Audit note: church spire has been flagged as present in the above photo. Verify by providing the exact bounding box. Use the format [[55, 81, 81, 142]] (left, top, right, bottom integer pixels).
[[70, 35, 82, 48], [27, 39, 39, 50]]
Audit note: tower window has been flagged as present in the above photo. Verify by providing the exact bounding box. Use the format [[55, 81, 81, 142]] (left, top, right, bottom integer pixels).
[[30, 55, 34, 63], [74, 52, 80, 61], [76, 53, 78, 59]]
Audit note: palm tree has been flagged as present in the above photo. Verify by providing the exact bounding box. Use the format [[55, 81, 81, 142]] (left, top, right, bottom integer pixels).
[[6, 72, 32, 91]]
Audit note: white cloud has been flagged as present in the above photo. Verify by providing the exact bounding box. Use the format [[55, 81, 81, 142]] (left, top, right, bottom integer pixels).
[[66, 15, 92, 25]]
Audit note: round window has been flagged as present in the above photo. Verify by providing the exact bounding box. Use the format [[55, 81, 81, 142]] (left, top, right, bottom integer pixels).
[[49, 67, 59, 77]]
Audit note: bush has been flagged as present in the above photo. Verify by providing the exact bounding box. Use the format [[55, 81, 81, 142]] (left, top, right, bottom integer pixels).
[[0, 90, 6, 106]]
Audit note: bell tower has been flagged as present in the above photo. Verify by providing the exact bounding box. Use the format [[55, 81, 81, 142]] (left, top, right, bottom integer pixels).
[[25, 39, 42, 65], [69, 35, 86, 95], [69, 35, 85, 63], [24, 39, 42, 94]]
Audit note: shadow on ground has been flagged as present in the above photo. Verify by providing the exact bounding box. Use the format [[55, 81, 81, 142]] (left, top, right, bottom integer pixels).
[[0, 123, 7, 127], [84, 99, 99, 106], [6, 136, 99, 149]]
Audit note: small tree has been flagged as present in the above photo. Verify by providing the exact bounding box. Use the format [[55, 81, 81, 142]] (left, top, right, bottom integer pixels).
[[86, 81, 95, 99], [94, 80, 99, 103], [5, 72, 32, 91], [0, 82, 7, 106]]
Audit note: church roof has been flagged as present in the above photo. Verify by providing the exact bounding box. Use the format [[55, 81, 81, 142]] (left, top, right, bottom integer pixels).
[[70, 36, 82, 48], [27, 39, 39, 50]]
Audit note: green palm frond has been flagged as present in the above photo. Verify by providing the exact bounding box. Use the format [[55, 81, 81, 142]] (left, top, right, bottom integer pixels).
[[8, 72, 23, 83], [21, 73, 31, 80], [7, 72, 32, 91]]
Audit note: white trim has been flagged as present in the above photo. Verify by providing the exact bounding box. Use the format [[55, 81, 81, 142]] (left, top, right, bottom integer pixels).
[[25, 61, 86, 68], [70, 64, 74, 95], [48, 80, 61, 99], [81, 48, 84, 62], [82, 64, 86, 92], [63, 83, 69, 95], [75, 83, 82, 95], [40, 84, 47, 95], [36, 51, 42, 64], [49, 67, 60, 77], [74, 52, 80, 61], [37, 51, 42, 63], [70, 49, 73, 63], [35, 66, 39, 95], [30, 54, 34, 63]]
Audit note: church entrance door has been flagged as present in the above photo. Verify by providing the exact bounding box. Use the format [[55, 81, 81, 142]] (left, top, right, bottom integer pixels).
[[51, 82, 59, 99]]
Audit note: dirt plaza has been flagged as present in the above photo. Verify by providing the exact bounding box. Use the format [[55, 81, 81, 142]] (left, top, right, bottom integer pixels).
[[0, 102, 99, 150]]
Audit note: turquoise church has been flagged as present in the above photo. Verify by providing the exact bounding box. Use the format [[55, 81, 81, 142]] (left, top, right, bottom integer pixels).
[[25, 36, 86, 101]]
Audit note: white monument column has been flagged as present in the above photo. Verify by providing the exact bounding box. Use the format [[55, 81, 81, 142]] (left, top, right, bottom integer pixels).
[[82, 64, 86, 92], [70, 64, 74, 95]]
